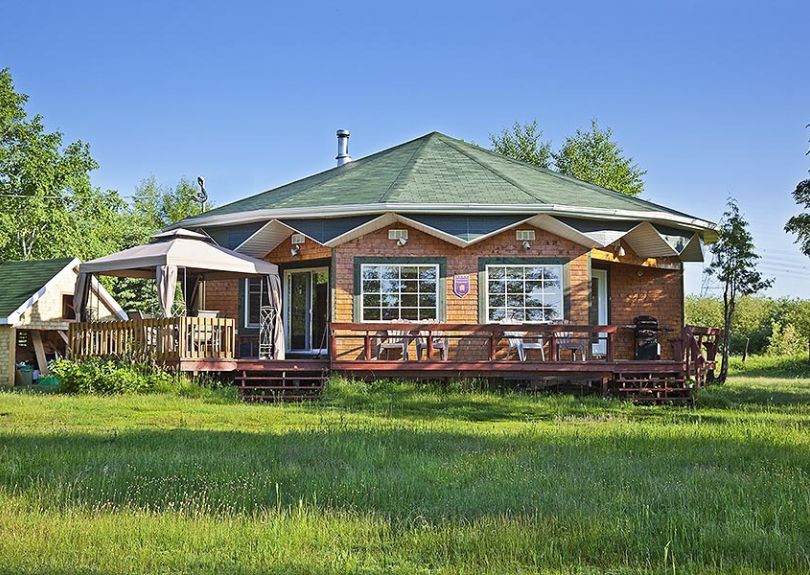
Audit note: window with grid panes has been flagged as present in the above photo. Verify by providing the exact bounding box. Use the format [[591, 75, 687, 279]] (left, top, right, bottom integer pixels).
[[485, 264, 563, 322], [360, 264, 439, 321]]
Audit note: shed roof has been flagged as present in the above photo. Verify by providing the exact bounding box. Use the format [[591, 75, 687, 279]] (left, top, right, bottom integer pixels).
[[0, 258, 75, 319]]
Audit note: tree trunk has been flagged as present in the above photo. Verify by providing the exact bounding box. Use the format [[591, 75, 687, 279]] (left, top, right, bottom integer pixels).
[[718, 286, 734, 384]]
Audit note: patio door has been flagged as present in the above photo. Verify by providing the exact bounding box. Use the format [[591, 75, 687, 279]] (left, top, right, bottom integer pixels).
[[284, 268, 329, 355], [591, 269, 609, 356]]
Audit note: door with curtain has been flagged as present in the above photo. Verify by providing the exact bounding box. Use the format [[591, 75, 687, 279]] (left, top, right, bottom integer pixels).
[[283, 268, 329, 355]]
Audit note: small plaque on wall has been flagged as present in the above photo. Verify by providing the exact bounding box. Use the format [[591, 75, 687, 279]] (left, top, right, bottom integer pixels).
[[453, 274, 470, 298]]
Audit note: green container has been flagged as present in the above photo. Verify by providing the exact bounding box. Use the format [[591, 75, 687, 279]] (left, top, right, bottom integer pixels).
[[15, 365, 33, 386], [39, 375, 60, 387]]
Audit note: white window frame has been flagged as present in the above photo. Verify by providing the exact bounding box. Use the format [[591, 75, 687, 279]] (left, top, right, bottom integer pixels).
[[484, 263, 564, 323], [243, 278, 268, 328], [359, 263, 440, 322]]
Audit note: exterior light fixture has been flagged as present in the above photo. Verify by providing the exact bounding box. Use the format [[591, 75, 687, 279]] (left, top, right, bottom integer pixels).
[[389, 229, 408, 247], [290, 233, 305, 256], [516, 230, 535, 251], [614, 242, 626, 257]]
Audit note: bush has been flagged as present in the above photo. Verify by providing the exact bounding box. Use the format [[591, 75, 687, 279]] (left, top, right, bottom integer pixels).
[[685, 295, 810, 355], [766, 321, 807, 357], [51, 358, 176, 394]]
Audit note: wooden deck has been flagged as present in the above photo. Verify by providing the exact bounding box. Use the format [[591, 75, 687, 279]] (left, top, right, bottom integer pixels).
[[68, 319, 719, 404]]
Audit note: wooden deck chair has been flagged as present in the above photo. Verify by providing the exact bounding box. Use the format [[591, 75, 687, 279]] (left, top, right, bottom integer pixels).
[[375, 329, 411, 361], [416, 324, 449, 361], [554, 320, 587, 361]]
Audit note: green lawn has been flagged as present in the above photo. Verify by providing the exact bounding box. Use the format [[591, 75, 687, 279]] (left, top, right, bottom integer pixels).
[[0, 373, 809, 574]]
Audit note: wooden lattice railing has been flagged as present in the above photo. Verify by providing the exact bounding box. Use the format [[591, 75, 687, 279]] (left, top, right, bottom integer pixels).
[[68, 317, 236, 364]]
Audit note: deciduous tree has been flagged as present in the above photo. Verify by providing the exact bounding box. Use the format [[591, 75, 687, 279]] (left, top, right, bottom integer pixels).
[[706, 199, 773, 382], [0, 68, 126, 262], [784, 126, 810, 256], [553, 119, 646, 196], [489, 120, 552, 168]]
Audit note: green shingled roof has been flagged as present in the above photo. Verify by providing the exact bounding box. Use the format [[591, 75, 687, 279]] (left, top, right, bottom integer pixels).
[[0, 258, 74, 319], [196, 132, 692, 219]]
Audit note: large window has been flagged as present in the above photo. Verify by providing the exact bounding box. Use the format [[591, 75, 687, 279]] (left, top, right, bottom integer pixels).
[[485, 264, 563, 323], [360, 264, 439, 321], [244, 278, 271, 328]]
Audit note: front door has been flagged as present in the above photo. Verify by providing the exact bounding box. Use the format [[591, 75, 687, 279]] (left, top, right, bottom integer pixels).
[[591, 268, 609, 356], [284, 268, 329, 355]]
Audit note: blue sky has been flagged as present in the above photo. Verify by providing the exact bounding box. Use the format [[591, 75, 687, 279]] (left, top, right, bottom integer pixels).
[[2, 0, 808, 296]]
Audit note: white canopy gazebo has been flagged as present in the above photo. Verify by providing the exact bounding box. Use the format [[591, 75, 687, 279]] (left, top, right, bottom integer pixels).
[[74, 229, 284, 359]]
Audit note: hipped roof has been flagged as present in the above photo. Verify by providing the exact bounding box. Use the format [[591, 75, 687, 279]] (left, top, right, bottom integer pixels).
[[176, 131, 716, 236], [80, 229, 278, 279]]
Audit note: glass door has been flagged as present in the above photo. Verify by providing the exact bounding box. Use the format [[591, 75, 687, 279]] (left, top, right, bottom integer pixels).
[[590, 268, 609, 356], [284, 268, 329, 354]]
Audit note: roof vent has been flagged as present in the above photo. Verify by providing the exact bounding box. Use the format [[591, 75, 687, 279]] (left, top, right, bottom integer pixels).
[[336, 129, 351, 167], [516, 230, 536, 241]]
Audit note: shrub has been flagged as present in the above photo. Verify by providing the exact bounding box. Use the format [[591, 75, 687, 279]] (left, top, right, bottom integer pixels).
[[51, 358, 176, 394], [766, 321, 807, 357]]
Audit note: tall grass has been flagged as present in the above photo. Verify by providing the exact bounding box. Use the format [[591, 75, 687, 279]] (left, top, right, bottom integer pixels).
[[0, 376, 808, 574]]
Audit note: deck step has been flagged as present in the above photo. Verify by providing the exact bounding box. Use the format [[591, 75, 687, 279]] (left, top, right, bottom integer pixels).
[[236, 367, 328, 402], [612, 372, 694, 405]]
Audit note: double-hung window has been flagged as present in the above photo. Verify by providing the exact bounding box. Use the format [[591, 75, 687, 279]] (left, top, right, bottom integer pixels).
[[244, 278, 270, 328], [485, 264, 563, 322], [360, 264, 439, 321]]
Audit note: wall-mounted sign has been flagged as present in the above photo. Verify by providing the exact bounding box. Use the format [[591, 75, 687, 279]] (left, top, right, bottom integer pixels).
[[453, 274, 470, 298]]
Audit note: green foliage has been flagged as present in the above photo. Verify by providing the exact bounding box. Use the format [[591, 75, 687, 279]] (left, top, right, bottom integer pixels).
[[553, 119, 646, 196], [706, 199, 773, 382], [784, 126, 810, 256], [490, 118, 646, 196], [0, 68, 128, 262], [766, 321, 807, 357], [488, 120, 552, 168], [686, 295, 810, 355], [50, 358, 176, 394]]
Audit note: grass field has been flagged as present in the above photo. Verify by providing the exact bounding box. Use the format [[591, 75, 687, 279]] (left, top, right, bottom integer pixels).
[[0, 366, 809, 574]]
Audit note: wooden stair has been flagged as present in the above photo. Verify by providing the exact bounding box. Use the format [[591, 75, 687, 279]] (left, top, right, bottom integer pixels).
[[613, 372, 694, 405], [235, 360, 329, 402]]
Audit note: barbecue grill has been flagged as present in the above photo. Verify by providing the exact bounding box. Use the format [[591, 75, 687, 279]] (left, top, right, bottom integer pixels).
[[633, 315, 661, 360]]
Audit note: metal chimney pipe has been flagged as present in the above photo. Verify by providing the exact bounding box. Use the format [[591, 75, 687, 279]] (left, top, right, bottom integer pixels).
[[336, 129, 351, 166]]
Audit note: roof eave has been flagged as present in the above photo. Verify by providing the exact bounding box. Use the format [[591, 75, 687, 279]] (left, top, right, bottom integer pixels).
[[175, 203, 717, 235]]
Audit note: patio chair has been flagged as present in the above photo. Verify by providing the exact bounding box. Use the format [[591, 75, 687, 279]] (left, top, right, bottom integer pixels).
[[503, 330, 546, 362], [415, 325, 449, 361], [553, 321, 587, 361], [375, 329, 411, 361]]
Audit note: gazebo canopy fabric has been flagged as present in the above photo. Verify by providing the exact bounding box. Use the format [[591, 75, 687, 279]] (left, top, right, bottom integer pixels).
[[75, 229, 284, 359], [80, 228, 278, 279]]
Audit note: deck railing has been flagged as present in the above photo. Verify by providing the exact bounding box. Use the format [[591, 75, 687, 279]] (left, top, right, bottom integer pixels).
[[329, 322, 620, 363], [68, 317, 236, 364], [678, 325, 721, 386]]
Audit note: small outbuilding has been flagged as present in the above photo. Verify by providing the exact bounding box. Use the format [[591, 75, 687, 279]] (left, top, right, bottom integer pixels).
[[0, 257, 126, 386]]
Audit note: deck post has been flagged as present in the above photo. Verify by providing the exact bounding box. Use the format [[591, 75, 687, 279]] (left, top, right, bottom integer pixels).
[[329, 325, 338, 360]]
